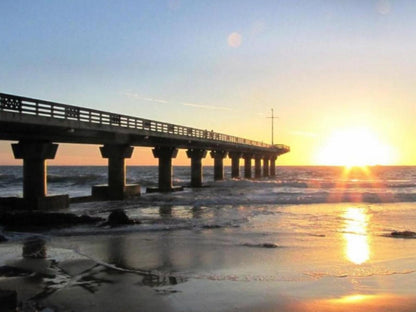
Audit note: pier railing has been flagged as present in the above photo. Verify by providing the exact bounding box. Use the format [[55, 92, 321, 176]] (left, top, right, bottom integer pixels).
[[0, 93, 290, 152]]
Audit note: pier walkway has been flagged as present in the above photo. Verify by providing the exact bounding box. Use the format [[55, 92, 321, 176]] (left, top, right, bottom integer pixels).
[[0, 92, 289, 209]]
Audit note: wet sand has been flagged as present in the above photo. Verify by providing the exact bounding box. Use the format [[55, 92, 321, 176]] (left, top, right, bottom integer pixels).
[[1, 203, 416, 311], [2, 252, 416, 311]]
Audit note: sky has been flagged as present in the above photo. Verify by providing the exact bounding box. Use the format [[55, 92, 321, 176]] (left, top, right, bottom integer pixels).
[[1, 0, 416, 166]]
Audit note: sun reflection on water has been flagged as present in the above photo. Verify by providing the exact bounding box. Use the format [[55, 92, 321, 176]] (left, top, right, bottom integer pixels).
[[343, 207, 370, 264]]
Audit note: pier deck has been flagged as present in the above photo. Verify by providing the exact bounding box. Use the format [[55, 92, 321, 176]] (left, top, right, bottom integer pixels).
[[0, 93, 290, 208]]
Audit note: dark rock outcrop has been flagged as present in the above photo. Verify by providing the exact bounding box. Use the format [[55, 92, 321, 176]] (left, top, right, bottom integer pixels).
[[242, 242, 280, 248], [391, 230, 416, 238], [107, 209, 134, 226], [262, 243, 279, 248], [0, 212, 103, 230]]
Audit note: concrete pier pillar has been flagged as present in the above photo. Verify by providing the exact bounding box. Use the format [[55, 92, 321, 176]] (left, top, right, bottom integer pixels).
[[210, 150, 227, 181], [263, 156, 270, 177], [97, 144, 135, 200], [243, 154, 253, 179], [152, 146, 178, 191], [186, 149, 207, 187], [254, 155, 262, 179], [12, 141, 58, 199], [270, 155, 277, 177], [11, 141, 68, 210], [229, 151, 242, 179]]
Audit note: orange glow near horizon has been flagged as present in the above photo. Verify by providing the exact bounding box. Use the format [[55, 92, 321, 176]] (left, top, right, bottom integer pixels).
[[332, 294, 376, 304], [315, 127, 396, 167]]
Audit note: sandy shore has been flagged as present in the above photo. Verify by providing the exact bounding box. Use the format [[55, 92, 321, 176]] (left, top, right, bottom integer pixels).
[[1, 250, 416, 312], [1, 202, 416, 311]]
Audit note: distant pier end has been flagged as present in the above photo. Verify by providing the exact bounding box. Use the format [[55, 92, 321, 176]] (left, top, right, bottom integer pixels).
[[0, 92, 290, 210]]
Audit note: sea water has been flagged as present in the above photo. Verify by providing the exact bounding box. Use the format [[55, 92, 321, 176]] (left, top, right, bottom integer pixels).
[[1, 165, 416, 201], [1, 166, 416, 236], [1, 166, 416, 310]]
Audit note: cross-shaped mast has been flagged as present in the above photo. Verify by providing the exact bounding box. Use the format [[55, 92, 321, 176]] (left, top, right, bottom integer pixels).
[[267, 108, 277, 145]]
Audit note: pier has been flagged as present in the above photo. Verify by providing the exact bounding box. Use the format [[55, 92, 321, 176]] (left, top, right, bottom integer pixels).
[[0, 93, 290, 209]]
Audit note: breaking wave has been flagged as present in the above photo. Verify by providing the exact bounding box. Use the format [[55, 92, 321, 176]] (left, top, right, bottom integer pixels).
[[1, 166, 416, 204]]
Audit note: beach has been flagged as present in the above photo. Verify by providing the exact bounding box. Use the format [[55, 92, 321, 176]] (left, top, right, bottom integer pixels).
[[1, 166, 416, 311], [1, 203, 416, 311]]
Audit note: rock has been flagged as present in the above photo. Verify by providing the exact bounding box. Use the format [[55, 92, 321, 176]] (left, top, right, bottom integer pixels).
[[169, 276, 178, 285], [107, 209, 134, 226], [391, 230, 416, 238], [22, 236, 47, 259], [0, 289, 17, 311], [202, 224, 222, 229], [243, 242, 279, 248], [0, 212, 103, 230], [262, 243, 279, 248]]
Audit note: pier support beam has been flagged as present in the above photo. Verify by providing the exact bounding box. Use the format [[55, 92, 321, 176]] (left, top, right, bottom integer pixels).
[[243, 154, 253, 179], [263, 156, 270, 177], [92, 144, 140, 200], [270, 155, 277, 177], [11, 141, 68, 209], [93, 144, 139, 200], [254, 155, 262, 179], [210, 150, 227, 181], [229, 151, 242, 179], [12, 141, 58, 199], [186, 149, 207, 187], [152, 146, 178, 192]]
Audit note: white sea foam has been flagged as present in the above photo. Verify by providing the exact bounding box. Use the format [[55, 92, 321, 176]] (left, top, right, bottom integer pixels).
[[2, 166, 416, 202]]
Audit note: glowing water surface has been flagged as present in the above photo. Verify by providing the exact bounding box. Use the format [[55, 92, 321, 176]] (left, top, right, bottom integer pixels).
[[343, 207, 370, 264]]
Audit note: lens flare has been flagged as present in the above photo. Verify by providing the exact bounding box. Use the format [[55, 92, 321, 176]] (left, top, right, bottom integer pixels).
[[227, 32, 242, 48]]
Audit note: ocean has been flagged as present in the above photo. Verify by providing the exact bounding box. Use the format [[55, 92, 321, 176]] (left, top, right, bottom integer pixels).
[[1, 165, 416, 311], [1, 165, 416, 234], [1, 165, 416, 201]]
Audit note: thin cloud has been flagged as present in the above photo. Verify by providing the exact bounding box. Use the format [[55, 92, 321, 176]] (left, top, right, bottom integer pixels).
[[181, 102, 232, 111], [123, 92, 169, 104], [123, 91, 232, 111]]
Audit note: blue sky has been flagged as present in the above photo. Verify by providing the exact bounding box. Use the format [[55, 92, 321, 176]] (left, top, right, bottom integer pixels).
[[1, 1, 416, 165]]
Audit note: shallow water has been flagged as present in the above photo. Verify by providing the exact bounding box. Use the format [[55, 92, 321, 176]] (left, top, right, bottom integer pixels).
[[1, 166, 416, 311], [45, 202, 416, 278], [3, 202, 416, 311]]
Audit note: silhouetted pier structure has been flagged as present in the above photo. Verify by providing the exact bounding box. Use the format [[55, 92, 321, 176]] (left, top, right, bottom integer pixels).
[[0, 93, 290, 209]]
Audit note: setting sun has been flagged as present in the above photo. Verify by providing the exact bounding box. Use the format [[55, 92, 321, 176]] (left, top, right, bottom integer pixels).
[[315, 127, 396, 167]]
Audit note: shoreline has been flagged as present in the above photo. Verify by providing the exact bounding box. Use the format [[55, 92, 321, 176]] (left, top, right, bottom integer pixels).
[[1, 199, 416, 311], [1, 235, 416, 312]]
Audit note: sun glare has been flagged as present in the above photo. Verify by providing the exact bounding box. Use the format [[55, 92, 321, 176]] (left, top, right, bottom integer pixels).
[[315, 127, 394, 167], [343, 207, 370, 265]]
